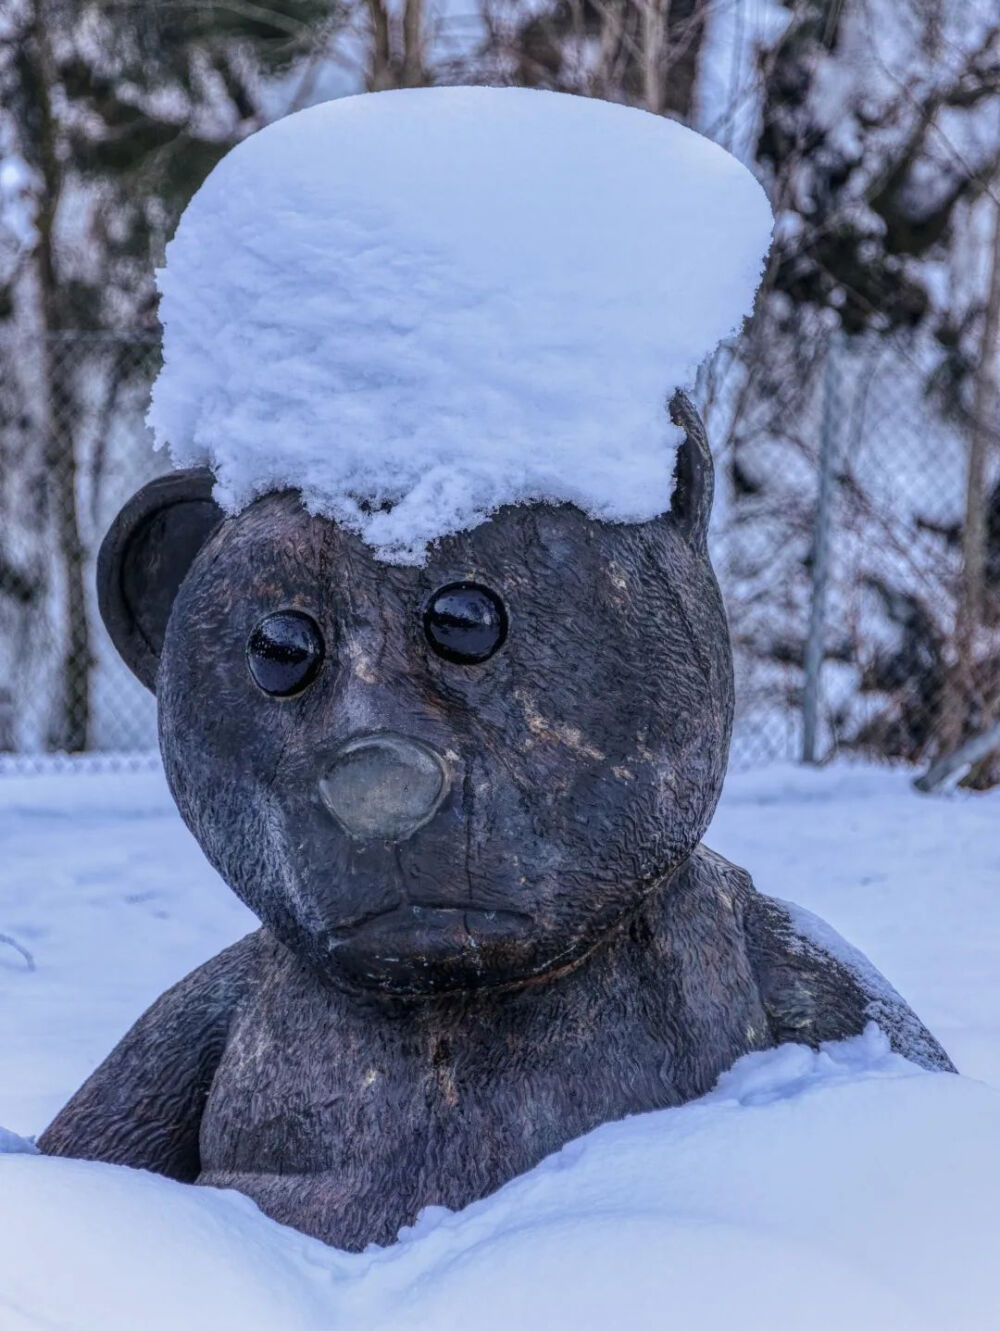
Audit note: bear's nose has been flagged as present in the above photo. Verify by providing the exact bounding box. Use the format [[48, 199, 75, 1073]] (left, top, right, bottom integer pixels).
[[318, 733, 449, 841]]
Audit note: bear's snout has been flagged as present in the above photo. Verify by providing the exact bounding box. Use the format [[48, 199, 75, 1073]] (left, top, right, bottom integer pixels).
[[318, 733, 450, 842]]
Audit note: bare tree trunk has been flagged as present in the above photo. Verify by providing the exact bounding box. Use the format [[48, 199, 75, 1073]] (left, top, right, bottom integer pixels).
[[914, 718, 1000, 793], [939, 190, 1000, 768], [801, 327, 840, 763], [591, 2, 624, 99], [960, 198, 1000, 661], [44, 341, 90, 752], [26, 2, 91, 752], [401, 0, 426, 86], [366, 0, 394, 89], [963, 193, 1000, 787], [366, 0, 426, 91], [640, 0, 670, 114]]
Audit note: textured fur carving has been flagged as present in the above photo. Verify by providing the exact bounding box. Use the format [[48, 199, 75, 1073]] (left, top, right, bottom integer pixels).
[[40, 396, 953, 1251]]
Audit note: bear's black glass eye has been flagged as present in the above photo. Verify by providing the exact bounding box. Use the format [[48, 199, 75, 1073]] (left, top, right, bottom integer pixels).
[[247, 611, 324, 697], [424, 582, 507, 664]]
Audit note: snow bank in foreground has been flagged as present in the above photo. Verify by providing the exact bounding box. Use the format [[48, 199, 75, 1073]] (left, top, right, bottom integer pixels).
[[149, 87, 772, 563], [4, 1028, 1000, 1331]]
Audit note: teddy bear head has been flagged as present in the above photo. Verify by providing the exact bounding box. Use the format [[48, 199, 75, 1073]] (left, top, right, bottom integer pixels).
[[98, 394, 732, 997]]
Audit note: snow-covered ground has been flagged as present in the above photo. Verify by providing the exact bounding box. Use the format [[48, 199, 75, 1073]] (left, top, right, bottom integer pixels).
[[5, 1026, 1000, 1331], [152, 88, 771, 563], [2, 761, 999, 1329], [3, 759, 996, 1137]]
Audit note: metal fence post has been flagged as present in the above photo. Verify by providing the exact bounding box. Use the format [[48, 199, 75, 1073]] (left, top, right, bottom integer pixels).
[[801, 328, 840, 764]]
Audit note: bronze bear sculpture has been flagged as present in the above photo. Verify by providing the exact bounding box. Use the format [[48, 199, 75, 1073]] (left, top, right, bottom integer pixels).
[[40, 394, 953, 1251]]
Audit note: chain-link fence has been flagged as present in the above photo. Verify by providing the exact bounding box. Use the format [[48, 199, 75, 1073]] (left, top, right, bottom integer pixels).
[[0, 333, 166, 772], [1, 329, 996, 778], [713, 328, 999, 778]]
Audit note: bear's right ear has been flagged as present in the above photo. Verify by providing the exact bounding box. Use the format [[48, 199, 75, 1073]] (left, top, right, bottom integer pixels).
[[667, 389, 714, 548], [97, 468, 223, 692]]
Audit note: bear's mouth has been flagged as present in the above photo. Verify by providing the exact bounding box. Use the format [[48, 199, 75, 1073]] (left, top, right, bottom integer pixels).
[[332, 900, 533, 937], [318, 897, 541, 995], [316, 894, 543, 1000]]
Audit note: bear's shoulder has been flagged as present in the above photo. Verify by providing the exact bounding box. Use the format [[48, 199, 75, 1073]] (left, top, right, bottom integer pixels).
[[732, 871, 954, 1073]]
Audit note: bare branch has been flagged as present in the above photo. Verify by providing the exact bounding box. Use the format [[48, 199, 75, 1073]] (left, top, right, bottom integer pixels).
[[0, 933, 36, 971]]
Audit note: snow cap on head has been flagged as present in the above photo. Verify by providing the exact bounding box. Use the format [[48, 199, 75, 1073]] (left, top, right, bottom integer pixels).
[[149, 86, 772, 564]]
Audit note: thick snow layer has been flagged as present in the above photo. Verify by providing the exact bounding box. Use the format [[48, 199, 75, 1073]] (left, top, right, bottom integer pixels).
[[149, 87, 772, 562], [0, 1149, 337, 1331], [0, 769, 254, 1134], [3, 1029, 1000, 1330], [3, 763, 998, 1327], [3, 761, 997, 1139]]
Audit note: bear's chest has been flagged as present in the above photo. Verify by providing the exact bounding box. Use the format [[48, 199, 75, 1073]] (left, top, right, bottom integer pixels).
[[196, 927, 769, 1249], [201, 985, 529, 1180], [199, 973, 671, 1188]]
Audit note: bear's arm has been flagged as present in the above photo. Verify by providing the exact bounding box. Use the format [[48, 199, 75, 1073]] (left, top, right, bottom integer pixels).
[[37, 932, 259, 1180], [744, 891, 955, 1072]]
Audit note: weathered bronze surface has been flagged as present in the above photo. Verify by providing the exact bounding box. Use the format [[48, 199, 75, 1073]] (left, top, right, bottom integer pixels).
[[40, 395, 953, 1250]]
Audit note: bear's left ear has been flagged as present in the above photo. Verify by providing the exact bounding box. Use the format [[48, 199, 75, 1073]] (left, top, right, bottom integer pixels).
[[97, 469, 223, 692], [668, 390, 714, 548]]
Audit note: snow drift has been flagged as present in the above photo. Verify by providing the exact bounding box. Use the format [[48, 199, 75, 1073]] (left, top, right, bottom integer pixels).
[[4, 1028, 1000, 1330], [149, 86, 772, 563]]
